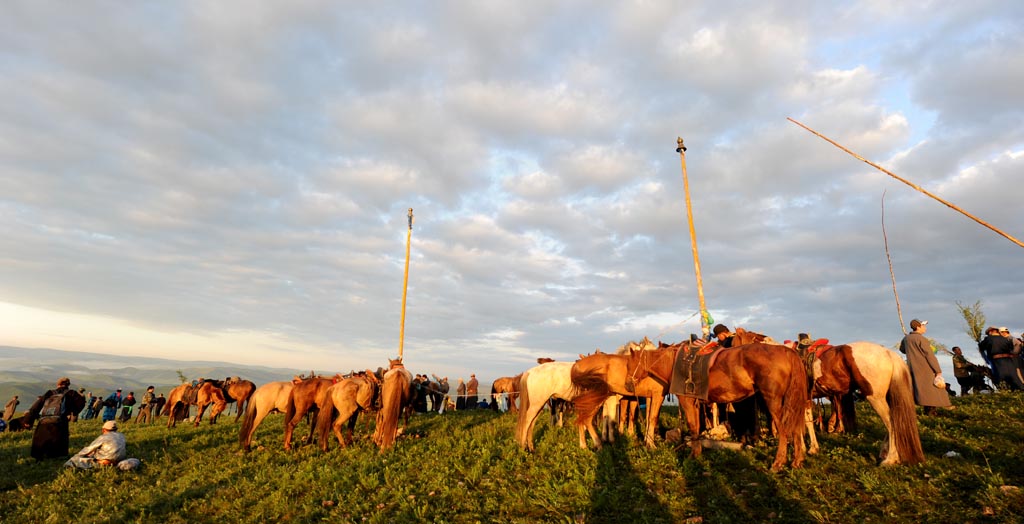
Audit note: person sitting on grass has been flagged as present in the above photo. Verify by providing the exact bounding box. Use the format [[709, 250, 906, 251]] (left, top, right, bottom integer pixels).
[[65, 420, 126, 469]]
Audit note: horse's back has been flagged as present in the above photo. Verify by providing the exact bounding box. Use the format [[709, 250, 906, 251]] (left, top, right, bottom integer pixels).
[[845, 341, 900, 390], [254, 381, 294, 412], [524, 361, 575, 400]]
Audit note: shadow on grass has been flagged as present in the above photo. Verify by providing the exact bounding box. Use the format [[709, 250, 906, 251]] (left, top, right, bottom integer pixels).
[[588, 439, 673, 524], [677, 442, 812, 524]]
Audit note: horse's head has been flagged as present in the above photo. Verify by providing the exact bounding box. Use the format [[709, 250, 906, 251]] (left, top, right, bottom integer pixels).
[[388, 357, 404, 369]]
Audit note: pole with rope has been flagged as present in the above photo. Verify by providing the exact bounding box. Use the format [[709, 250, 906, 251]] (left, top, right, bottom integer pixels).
[[398, 208, 413, 360], [677, 138, 711, 339]]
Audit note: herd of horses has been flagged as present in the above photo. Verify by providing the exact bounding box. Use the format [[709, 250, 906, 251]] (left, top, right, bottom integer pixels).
[[143, 329, 924, 472]]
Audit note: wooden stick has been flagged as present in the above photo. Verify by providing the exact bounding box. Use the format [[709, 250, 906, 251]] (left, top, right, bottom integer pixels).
[[398, 208, 413, 360], [677, 138, 712, 338], [881, 191, 906, 333], [788, 117, 1024, 249]]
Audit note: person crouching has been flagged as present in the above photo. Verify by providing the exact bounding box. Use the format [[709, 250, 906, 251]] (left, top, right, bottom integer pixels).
[[65, 420, 126, 469]]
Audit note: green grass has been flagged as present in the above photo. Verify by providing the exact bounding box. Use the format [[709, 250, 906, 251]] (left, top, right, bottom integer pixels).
[[2, 392, 1023, 523]]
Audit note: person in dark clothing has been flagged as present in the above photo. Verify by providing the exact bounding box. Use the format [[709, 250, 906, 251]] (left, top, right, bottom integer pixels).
[[980, 326, 1024, 390], [26, 377, 74, 460], [713, 324, 735, 348]]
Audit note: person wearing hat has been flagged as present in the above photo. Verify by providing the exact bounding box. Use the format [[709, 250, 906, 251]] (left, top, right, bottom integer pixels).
[[136, 386, 156, 424], [65, 420, 127, 469], [25, 377, 75, 460], [466, 374, 479, 409], [980, 325, 1023, 390], [712, 324, 735, 348], [899, 319, 952, 414], [455, 378, 466, 410], [102, 388, 123, 423]]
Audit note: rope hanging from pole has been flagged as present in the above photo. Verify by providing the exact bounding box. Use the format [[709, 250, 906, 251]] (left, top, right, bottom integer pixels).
[[788, 117, 1024, 249]]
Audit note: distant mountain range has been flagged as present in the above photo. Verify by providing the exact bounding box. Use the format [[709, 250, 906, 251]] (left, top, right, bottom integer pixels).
[[0, 346, 338, 411]]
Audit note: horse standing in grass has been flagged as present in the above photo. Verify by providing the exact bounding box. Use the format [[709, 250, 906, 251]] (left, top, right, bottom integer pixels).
[[284, 375, 337, 451], [515, 360, 597, 451], [317, 371, 381, 451], [163, 382, 227, 428], [626, 342, 808, 472], [806, 341, 924, 465], [239, 381, 293, 452], [570, 352, 667, 449], [218, 379, 256, 423], [373, 358, 413, 451], [491, 375, 520, 413]]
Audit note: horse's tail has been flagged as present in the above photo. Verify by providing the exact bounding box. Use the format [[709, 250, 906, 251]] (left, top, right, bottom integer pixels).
[[779, 351, 810, 444], [316, 393, 336, 450], [373, 372, 405, 451], [239, 395, 258, 448], [887, 354, 925, 464], [570, 366, 611, 398], [514, 372, 530, 448]]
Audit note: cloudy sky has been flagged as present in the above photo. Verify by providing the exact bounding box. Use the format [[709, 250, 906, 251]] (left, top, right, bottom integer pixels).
[[2, 1, 1022, 381]]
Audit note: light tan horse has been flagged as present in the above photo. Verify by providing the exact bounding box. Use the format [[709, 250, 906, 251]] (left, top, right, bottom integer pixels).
[[570, 352, 667, 449], [316, 371, 381, 451], [163, 382, 227, 428], [239, 381, 293, 452], [283, 375, 337, 451], [372, 358, 413, 452]]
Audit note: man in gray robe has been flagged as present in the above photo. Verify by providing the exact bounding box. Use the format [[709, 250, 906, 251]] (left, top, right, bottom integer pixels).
[[899, 318, 952, 414]]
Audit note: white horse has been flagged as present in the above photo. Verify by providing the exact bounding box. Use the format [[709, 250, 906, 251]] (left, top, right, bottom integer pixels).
[[515, 361, 597, 451], [806, 341, 924, 465]]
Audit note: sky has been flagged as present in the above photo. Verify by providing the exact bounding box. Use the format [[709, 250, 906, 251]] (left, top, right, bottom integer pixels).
[[2, 1, 1023, 382]]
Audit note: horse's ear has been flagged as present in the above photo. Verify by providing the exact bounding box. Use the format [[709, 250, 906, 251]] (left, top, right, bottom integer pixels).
[[736, 327, 746, 334]]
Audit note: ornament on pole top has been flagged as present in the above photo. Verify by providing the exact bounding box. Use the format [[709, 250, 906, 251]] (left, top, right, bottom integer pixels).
[[407, 208, 414, 229], [676, 137, 687, 153]]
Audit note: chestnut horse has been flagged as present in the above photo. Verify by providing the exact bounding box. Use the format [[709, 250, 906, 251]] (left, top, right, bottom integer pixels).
[[284, 375, 337, 450], [317, 371, 381, 451], [570, 352, 667, 449], [491, 375, 520, 413], [239, 381, 293, 452], [373, 358, 413, 451], [163, 382, 227, 428], [626, 342, 808, 472], [219, 379, 257, 423]]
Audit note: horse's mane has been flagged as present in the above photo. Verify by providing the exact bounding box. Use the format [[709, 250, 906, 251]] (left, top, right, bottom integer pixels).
[[537, 357, 555, 364], [615, 336, 657, 355]]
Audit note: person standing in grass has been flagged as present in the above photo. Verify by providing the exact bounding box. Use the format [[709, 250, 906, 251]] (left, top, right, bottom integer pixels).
[[899, 319, 952, 415], [467, 374, 479, 409], [102, 389, 122, 422], [4, 395, 19, 421], [455, 378, 466, 410], [26, 377, 74, 460], [135, 386, 156, 424]]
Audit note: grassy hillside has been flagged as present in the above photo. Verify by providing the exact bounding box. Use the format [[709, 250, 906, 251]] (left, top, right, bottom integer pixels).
[[1, 392, 1022, 523]]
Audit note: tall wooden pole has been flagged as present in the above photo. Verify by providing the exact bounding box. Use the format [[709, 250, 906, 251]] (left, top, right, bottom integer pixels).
[[398, 208, 413, 360], [677, 138, 710, 338], [788, 117, 1024, 249]]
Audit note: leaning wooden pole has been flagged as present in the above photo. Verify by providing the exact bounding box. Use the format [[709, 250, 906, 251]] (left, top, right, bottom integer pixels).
[[788, 117, 1024, 249], [677, 138, 711, 339], [881, 191, 906, 333], [398, 208, 414, 360]]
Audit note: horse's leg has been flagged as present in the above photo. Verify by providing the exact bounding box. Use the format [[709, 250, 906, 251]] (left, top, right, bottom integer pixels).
[[681, 398, 702, 458], [194, 402, 208, 426], [761, 393, 790, 472], [334, 405, 358, 449], [804, 402, 820, 455], [644, 395, 664, 448], [864, 394, 898, 465], [283, 406, 306, 451], [244, 407, 271, 451]]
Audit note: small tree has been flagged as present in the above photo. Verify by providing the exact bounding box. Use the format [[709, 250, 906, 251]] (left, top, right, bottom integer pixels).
[[176, 370, 188, 384], [956, 300, 986, 343]]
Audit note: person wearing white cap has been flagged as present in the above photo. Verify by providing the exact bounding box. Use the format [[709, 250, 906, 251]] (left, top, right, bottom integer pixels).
[[981, 325, 1024, 390], [64, 420, 127, 469], [899, 319, 952, 414]]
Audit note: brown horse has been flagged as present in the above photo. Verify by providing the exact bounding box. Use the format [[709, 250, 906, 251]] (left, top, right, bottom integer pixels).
[[570, 352, 667, 449], [490, 375, 520, 413], [163, 382, 227, 428], [372, 358, 413, 452], [283, 375, 337, 450], [239, 381, 293, 452], [626, 342, 808, 472], [218, 379, 257, 423], [316, 371, 381, 451]]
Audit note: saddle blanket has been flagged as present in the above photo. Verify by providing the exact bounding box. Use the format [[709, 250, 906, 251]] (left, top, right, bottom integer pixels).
[[669, 344, 723, 401]]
